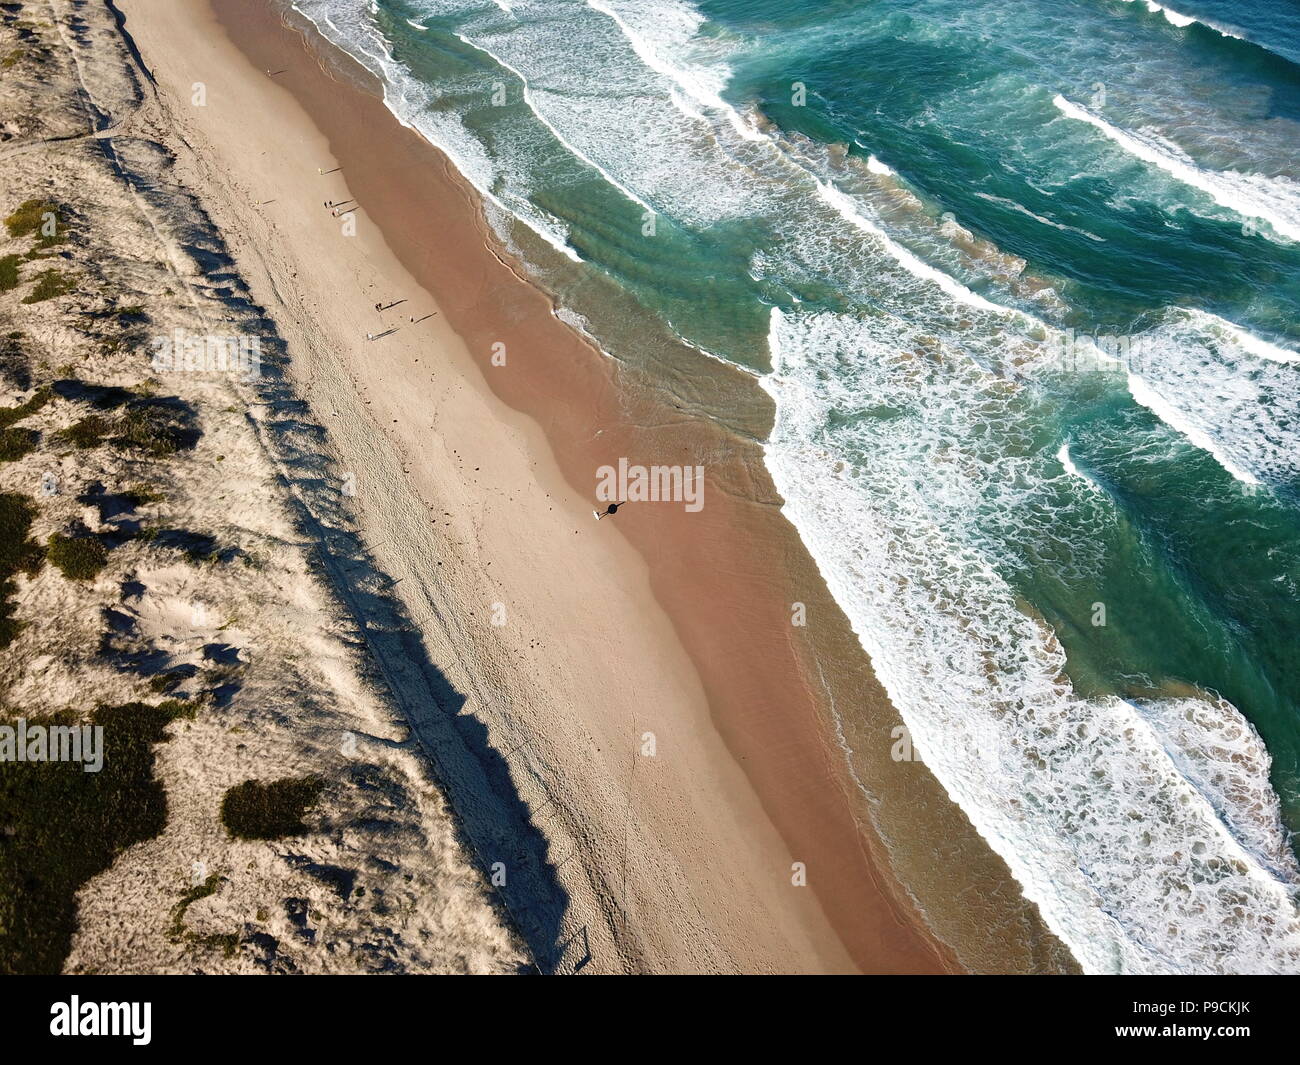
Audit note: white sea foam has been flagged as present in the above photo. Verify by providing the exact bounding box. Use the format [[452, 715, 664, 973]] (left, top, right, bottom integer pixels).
[[1204, 313, 1300, 365], [1134, 695, 1300, 884], [450, 31, 657, 216], [1047, 307, 1300, 486], [1054, 95, 1300, 243], [973, 191, 1106, 242], [291, 0, 584, 262], [362, 0, 1048, 318], [815, 179, 1011, 317], [1056, 441, 1103, 491], [449, 1, 767, 228], [585, 0, 764, 141], [1116, 0, 1251, 42], [1130, 0, 1196, 28], [1121, 310, 1300, 485], [1125, 372, 1259, 485], [763, 306, 1300, 974]]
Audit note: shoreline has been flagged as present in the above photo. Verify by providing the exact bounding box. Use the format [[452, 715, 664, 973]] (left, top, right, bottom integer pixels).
[[118, 0, 1073, 972]]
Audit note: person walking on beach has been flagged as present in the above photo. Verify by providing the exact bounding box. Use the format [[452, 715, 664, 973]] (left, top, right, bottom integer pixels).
[[594, 501, 625, 521]]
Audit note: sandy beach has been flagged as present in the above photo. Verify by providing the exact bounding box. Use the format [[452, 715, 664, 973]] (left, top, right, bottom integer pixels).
[[6, 0, 1297, 989], [104, 0, 1076, 974]]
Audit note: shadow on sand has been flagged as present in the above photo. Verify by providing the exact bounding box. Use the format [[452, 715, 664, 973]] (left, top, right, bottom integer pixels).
[[94, 98, 584, 972]]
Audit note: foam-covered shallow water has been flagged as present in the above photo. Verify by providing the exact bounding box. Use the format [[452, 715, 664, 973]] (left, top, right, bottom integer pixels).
[[762, 307, 1300, 973], [289, 0, 1300, 972]]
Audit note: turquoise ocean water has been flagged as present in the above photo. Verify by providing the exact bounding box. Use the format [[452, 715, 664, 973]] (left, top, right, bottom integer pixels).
[[291, 0, 1300, 972]]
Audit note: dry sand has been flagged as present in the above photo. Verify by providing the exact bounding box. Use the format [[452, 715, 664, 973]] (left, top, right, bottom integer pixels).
[[101, 0, 1077, 974]]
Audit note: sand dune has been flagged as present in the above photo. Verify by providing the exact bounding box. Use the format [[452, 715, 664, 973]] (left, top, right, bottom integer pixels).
[[0, 0, 521, 974]]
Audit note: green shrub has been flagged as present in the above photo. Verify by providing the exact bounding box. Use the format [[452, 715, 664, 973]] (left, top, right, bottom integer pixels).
[[21, 269, 75, 304], [4, 199, 64, 244], [220, 776, 324, 840], [0, 494, 44, 648], [114, 404, 190, 456], [123, 483, 164, 507], [0, 427, 37, 462], [46, 533, 107, 581], [169, 872, 221, 940], [0, 495, 43, 577], [0, 388, 50, 430], [148, 671, 184, 694], [0, 254, 20, 293], [54, 414, 110, 449]]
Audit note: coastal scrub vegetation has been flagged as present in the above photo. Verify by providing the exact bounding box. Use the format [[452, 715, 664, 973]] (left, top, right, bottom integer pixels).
[[4, 198, 66, 246], [169, 872, 223, 939], [0, 386, 50, 428], [0, 425, 36, 462], [46, 532, 108, 581], [148, 669, 186, 694], [0, 492, 45, 648], [49, 390, 198, 457], [0, 254, 19, 293], [115, 402, 195, 456], [122, 482, 164, 508], [0, 390, 49, 462], [20, 268, 75, 304], [0, 699, 191, 974], [221, 776, 325, 840], [167, 872, 240, 957], [0, 184, 226, 972], [55, 413, 110, 449]]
